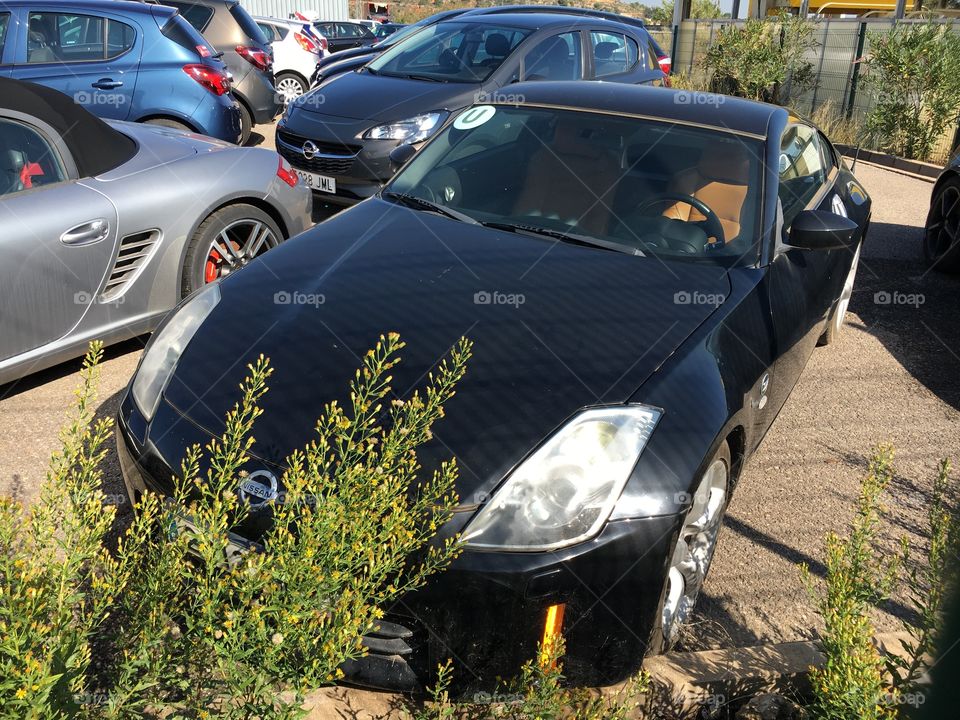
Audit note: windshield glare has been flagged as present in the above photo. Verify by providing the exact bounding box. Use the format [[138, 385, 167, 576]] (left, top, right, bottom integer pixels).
[[386, 106, 764, 265], [368, 22, 530, 82]]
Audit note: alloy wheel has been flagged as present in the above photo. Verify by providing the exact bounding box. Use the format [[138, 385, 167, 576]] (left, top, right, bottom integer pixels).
[[926, 184, 960, 264], [660, 456, 729, 646], [204, 219, 279, 283]]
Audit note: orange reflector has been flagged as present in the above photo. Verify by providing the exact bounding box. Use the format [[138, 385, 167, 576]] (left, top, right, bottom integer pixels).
[[539, 603, 566, 667]]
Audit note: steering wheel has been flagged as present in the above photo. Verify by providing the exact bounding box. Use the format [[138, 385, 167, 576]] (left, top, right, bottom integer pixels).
[[635, 192, 726, 248]]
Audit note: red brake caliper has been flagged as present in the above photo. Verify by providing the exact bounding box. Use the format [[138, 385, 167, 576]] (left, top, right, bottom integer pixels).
[[204, 249, 222, 283]]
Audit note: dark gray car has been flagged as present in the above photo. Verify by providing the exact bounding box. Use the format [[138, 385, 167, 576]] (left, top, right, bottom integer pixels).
[[150, 0, 280, 143], [278, 11, 666, 205]]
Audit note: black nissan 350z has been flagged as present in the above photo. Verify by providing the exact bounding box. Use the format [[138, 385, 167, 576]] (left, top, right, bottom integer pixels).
[[117, 82, 871, 690]]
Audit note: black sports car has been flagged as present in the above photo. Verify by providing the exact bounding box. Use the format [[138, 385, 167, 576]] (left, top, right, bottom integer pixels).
[[117, 83, 870, 690]]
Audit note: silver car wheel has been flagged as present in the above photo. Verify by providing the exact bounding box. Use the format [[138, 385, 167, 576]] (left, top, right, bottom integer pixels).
[[660, 456, 728, 646], [276, 76, 305, 104], [204, 219, 280, 283]]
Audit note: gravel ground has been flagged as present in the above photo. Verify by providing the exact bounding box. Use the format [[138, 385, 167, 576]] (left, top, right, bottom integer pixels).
[[1, 140, 958, 651]]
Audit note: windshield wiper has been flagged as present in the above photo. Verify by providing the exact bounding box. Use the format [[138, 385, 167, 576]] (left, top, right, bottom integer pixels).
[[482, 222, 645, 256], [403, 73, 447, 82], [382, 191, 479, 225]]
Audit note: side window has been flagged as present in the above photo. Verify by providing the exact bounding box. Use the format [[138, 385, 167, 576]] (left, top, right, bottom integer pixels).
[[521, 32, 581, 81], [0, 13, 9, 57], [338, 23, 361, 38], [590, 31, 638, 78], [778, 124, 828, 226], [257, 22, 276, 42], [0, 118, 68, 196], [106, 20, 136, 58], [170, 2, 214, 33], [274, 25, 289, 40], [27, 13, 133, 62]]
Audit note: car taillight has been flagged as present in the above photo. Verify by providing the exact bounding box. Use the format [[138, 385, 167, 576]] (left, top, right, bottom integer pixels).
[[183, 64, 231, 96], [236, 44, 271, 72], [294, 31, 319, 54], [276, 156, 298, 187], [658, 55, 672, 75], [318, 36, 328, 52]]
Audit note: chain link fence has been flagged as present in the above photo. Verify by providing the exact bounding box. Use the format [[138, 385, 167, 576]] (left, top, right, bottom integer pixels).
[[649, 18, 960, 165]]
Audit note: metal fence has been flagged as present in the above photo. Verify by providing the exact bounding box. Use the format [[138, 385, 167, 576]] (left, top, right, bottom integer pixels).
[[239, 0, 348, 21], [658, 18, 960, 164]]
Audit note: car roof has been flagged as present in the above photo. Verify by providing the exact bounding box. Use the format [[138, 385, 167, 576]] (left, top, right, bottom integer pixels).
[[464, 4, 646, 27], [497, 82, 783, 139], [4, 0, 165, 16], [453, 11, 646, 31]]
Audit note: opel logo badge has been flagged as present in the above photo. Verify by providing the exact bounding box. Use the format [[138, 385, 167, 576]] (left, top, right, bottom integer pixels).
[[302, 140, 319, 160], [238, 469, 278, 508]]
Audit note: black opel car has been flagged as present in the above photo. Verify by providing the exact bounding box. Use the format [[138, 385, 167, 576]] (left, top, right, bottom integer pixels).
[[277, 10, 666, 204], [117, 83, 870, 690]]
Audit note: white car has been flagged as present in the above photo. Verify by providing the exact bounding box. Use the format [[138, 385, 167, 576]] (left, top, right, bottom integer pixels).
[[254, 17, 329, 103]]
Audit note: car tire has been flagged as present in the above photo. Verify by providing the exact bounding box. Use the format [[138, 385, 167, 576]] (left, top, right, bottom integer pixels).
[[181, 204, 283, 298], [238, 103, 253, 146], [275, 72, 308, 104], [924, 175, 960, 273], [647, 441, 731, 655], [819, 240, 862, 347], [143, 117, 192, 133]]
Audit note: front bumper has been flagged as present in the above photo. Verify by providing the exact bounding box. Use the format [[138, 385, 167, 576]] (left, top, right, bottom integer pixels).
[[116, 393, 679, 691], [275, 116, 402, 206]]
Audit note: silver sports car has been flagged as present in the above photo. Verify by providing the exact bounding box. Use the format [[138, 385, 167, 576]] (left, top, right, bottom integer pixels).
[[0, 78, 312, 385]]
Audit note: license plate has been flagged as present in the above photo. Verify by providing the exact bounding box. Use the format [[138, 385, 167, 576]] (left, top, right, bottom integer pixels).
[[295, 169, 336, 193]]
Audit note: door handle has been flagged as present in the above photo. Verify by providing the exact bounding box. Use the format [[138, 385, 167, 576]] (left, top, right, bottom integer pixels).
[[61, 219, 109, 246], [92, 78, 123, 90]]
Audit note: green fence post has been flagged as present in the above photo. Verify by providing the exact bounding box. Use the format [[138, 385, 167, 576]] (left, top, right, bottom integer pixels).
[[845, 21, 867, 120]]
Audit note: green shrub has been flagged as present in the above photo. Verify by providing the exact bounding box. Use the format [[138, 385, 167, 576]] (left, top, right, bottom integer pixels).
[[0, 334, 471, 719], [705, 14, 816, 103], [804, 446, 960, 720], [863, 22, 960, 161]]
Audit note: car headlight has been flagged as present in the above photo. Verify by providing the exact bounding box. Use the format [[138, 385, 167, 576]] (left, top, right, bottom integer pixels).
[[363, 111, 447, 143], [462, 405, 662, 552], [131, 285, 220, 421]]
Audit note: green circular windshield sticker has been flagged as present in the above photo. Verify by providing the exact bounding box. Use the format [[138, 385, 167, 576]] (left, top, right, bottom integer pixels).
[[454, 105, 496, 130]]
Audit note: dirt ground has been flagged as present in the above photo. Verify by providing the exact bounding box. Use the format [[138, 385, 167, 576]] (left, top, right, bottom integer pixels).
[[1, 143, 958, 652]]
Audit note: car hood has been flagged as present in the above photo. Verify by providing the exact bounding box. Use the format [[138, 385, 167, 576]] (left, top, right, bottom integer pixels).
[[162, 199, 731, 503], [291, 71, 478, 121], [94, 121, 235, 181]]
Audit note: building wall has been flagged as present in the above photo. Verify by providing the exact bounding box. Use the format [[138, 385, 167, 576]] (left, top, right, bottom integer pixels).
[[241, 0, 349, 21]]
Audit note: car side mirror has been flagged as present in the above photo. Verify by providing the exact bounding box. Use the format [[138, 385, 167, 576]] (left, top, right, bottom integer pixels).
[[788, 209, 858, 250], [389, 143, 417, 170]]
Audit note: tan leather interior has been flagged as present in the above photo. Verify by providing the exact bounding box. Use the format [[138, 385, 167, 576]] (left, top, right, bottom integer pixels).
[[662, 143, 751, 242], [513, 122, 621, 237]]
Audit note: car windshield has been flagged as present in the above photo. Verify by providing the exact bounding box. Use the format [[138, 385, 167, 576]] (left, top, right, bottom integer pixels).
[[367, 21, 530, 82], [385, 105, 764, 265]]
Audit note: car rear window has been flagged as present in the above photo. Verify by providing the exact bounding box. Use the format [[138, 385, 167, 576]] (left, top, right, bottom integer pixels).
[[229, 2, 268, 45], [167, 2, 214, 33], [162, 13, 215, 58]]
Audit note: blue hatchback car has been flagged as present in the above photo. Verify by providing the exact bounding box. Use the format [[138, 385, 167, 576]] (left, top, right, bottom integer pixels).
[[0, 0, 241, 142]]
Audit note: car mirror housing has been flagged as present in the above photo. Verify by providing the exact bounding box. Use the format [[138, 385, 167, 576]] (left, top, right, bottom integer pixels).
[[389, 143, 417, 169], [788, 209, 859, 251]]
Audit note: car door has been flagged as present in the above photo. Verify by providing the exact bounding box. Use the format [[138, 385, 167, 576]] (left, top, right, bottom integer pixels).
[[0, 114, 119, 362], [763, 121, 847, 417], [332, 23, 365, 52], [511, 30, 583, 83], [12, 8, 140, 120], [0, 10, 14, 77]]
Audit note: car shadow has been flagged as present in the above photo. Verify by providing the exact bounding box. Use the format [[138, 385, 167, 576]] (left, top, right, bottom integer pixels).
[[244, 130, 266, 147], [0, 336, 147, 402], [851, 220, 960, 414]]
